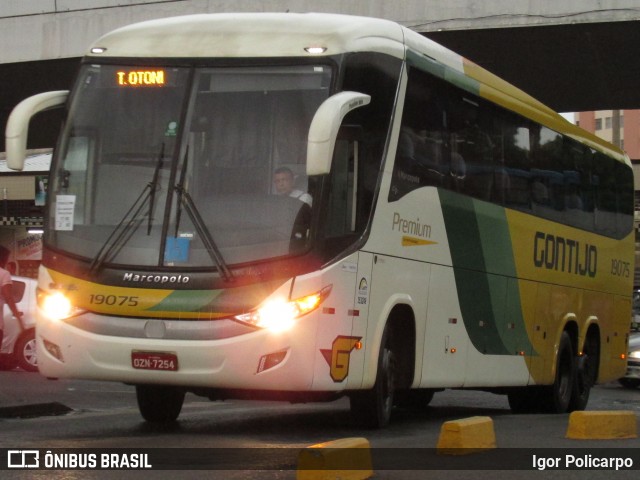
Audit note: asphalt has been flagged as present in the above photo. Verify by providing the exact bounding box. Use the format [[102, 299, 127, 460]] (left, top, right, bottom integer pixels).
[[0, 368, 74, 418]]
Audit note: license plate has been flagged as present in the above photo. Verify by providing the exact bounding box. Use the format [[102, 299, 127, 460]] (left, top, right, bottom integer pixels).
[[131, 351, 179, 371]]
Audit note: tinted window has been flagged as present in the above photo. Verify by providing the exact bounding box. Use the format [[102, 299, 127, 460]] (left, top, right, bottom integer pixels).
[[389, 65, 633, 239]]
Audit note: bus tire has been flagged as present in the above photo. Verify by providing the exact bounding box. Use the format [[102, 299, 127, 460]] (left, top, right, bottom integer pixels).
[[349, 325, 396, 428], [618, 378, 640, 389], [540, 331, 575, 413], [136, 385, 185, 423], [569, 332, 599, 411]]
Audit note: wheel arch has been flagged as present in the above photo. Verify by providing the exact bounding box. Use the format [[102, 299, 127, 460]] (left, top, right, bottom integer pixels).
[[385, 303, 416, 390], [547, 315, 578, 381], [363, 298, 416, 389], [581, 319, 601, 382], [564, 318, 579, 355]]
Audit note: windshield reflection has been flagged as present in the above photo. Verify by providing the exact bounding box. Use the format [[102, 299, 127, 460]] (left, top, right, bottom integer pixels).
[[47, 64, 331, 270]]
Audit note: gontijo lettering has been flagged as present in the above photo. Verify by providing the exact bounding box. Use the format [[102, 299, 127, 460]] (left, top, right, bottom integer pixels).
[[533, 231, 597, 277]]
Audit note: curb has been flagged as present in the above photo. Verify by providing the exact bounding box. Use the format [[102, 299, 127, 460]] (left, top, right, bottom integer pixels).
[[566, 410, 638, 439], [436, 416, 497, 455], [297, 437, 373, 480]]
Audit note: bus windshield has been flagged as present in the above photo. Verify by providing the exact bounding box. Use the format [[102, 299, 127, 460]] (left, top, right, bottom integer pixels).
[[47, 63, 332, 269]]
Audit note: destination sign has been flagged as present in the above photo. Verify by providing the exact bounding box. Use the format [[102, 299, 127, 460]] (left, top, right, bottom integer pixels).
[[116, 69, 166, 87]]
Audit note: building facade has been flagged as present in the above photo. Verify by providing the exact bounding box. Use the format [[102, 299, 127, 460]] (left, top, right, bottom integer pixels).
[[0, 151, 49, 278]]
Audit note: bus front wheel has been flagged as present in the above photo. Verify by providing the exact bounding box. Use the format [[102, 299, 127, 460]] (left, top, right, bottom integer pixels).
[[349, 326, 396, 428], [135, 385, 185, 423]]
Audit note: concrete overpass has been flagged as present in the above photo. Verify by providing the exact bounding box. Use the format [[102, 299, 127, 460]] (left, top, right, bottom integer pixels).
[[2, 0, 640, 152]]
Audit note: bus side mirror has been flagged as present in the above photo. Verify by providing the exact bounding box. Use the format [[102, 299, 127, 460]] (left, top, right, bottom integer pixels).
[[5, 90, 69, 171], [306, 91, 370, 176]]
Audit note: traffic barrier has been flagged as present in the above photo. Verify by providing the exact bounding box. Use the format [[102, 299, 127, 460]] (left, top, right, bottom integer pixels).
[[566, 410, 638, 439], [297, 437, 373, 480], [436, 416, 496, 455]]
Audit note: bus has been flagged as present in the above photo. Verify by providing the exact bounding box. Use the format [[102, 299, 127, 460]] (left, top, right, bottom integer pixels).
[[5, 13, 633, 427]]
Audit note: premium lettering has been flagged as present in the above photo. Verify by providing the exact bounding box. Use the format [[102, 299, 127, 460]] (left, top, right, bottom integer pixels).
[[533, 231, 597, 277], [392, 212, 432, 239]]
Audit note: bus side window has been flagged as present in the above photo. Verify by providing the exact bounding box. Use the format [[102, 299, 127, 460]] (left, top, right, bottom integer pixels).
[[615, 160, 634, 234], [449, 96, 494, 201], [390, 67, 448, 201]]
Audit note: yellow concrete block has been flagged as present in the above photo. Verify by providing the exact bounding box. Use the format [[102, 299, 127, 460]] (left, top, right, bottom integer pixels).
[[566, 410, 638, 439], [436, 416, 496, 455], [297, 437, 373, 480]]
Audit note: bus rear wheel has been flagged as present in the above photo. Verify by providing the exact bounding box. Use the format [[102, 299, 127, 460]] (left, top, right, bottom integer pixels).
[[618, 378, 640, 389], [569, 333, 599, 411], [350, 326, 396, 428], [540, 331, 575, 413], [136, 385, 185, 423]]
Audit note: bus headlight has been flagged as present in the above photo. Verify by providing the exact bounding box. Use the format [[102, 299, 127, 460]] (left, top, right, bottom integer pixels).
[[39, 291, 83, 322], [235, 285, 332, 332]]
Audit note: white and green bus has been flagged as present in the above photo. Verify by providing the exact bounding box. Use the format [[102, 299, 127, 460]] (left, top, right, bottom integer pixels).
[[6, 13, 633, 427]]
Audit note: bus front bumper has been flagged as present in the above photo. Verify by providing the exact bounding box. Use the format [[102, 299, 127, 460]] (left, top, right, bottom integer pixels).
[[35, 312, 322, 392]]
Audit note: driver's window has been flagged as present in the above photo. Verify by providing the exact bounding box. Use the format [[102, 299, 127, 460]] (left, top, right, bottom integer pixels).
[[326, 130, 360, 238]]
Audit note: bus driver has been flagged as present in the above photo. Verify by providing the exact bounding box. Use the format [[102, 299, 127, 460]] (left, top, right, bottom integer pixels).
[[272, 167, 312, 206]]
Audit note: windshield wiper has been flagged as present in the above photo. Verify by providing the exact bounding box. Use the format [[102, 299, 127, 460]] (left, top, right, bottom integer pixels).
[[148, 143, 165, 234], [174, 146, 188, 239], [89, 145, 165, 274], [173, 155, 233, 282]]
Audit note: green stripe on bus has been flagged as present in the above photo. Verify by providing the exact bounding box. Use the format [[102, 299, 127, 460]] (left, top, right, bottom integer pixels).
[[146, 279, 283, 313], [147, 289, 223, 312], [439, 189, 534, 356], [406, 49, 445, 79], [406, 49, 481, 96], [444, 67, 481, 97]]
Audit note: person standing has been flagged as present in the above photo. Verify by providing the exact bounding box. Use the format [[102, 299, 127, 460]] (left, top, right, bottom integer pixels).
[[0, 246, 23, 348]]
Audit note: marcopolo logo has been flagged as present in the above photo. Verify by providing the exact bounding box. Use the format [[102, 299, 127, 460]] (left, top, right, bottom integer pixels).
[[123, 273, 190, 284]]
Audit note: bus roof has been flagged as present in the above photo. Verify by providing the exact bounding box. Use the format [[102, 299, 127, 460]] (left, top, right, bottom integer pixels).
[[88, 12, 627, 166], [88, 12, 406, 60]]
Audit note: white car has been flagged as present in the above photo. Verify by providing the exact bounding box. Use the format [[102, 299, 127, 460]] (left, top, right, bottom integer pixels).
[[0, 276, 37, 372], [619, 332, 640, 389]]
